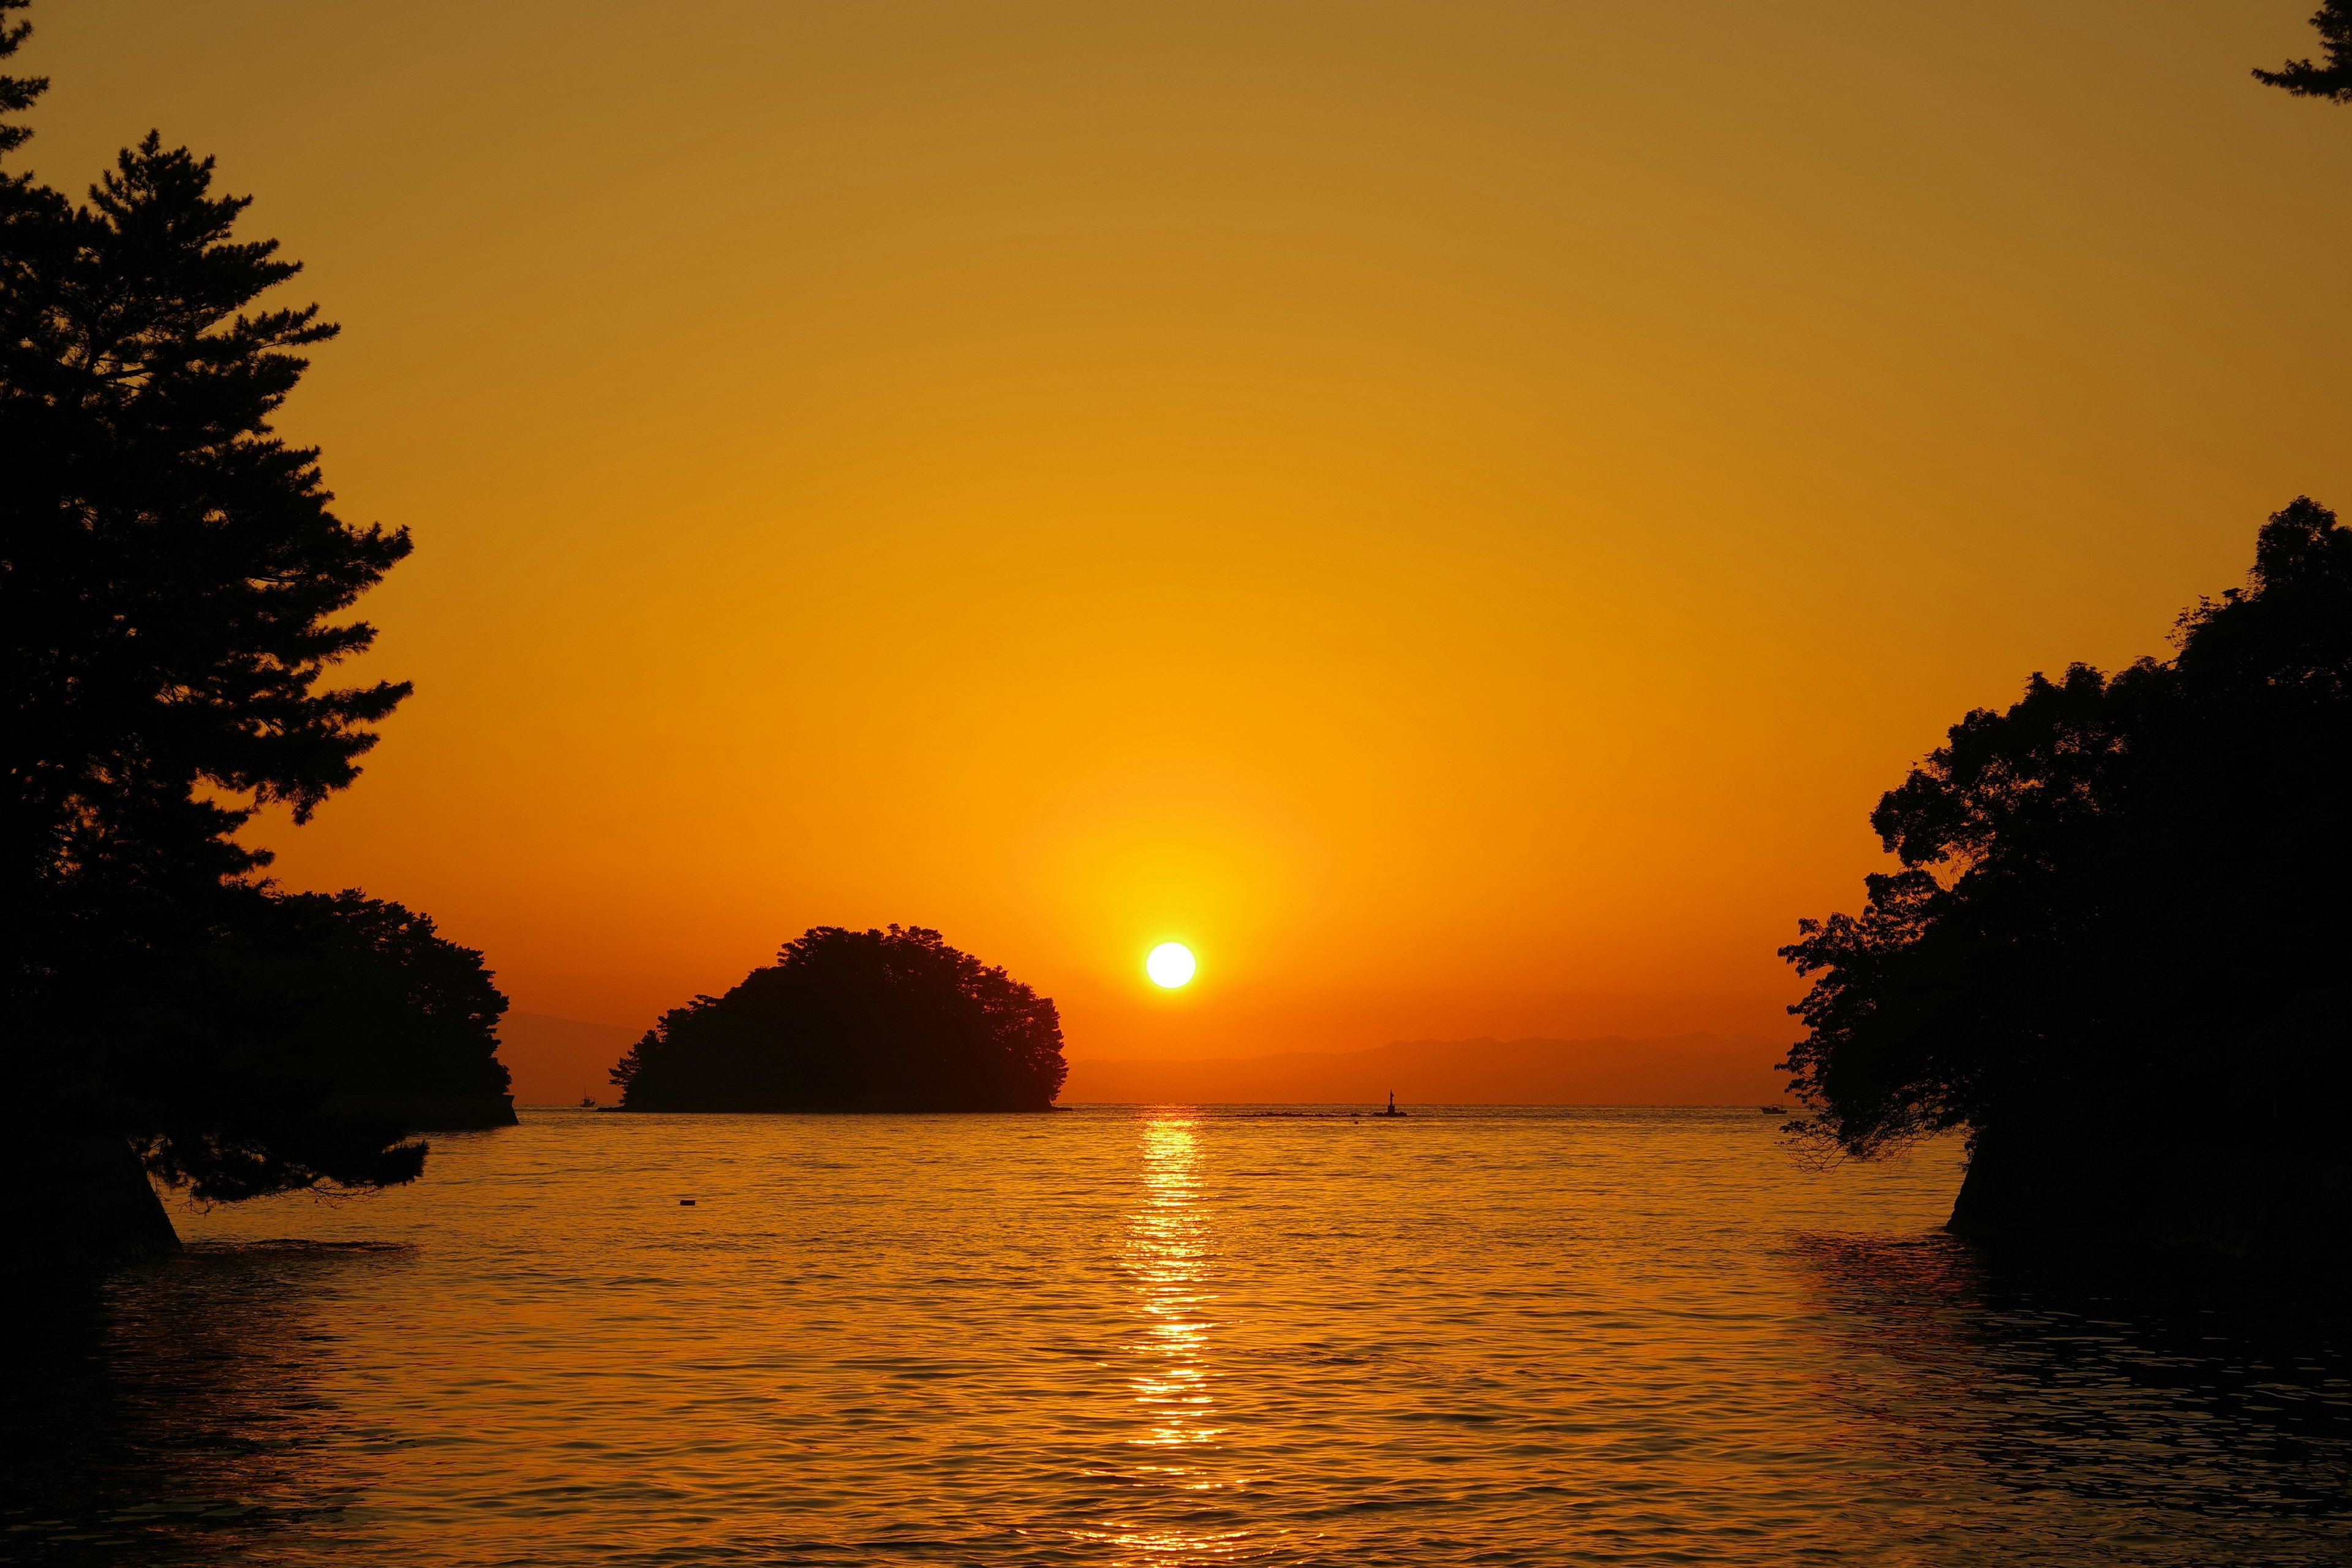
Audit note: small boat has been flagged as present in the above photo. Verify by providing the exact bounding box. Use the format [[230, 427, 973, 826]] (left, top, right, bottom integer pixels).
[[1758, 1104, 1786, 1115], [580, 1090, 597, 1109]]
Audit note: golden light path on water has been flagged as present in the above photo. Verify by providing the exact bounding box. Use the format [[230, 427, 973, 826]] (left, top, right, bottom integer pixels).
[[1085, 1112, 1246, 1563]]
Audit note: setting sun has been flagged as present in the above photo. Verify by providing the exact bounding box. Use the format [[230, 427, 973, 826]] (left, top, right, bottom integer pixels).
[[1145, 943, 1196, 989]]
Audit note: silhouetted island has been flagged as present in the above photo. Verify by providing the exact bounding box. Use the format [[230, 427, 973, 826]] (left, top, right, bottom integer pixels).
[[611, 925, 1068, 1112], [1782, 498, 2352, 1265]]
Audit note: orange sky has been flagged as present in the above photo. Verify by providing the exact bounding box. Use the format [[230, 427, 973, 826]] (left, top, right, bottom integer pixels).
[[26, 2, 2351, 1059]]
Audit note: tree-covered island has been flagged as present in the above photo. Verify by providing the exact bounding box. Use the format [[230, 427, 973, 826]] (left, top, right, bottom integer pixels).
[[612, 925, 1068, 1112], [1783, 499, 2352, 1261]]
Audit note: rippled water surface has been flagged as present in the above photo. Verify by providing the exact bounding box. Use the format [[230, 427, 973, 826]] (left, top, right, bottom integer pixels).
[[9, 1106, 2352, 1566]]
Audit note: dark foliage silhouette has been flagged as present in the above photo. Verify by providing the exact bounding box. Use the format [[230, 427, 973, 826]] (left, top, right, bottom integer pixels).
[[2255, 0, 2352, 102], [0, 1, 39, 161], [255, 892, 510, 1111], [1782, 499, 2352, 1254], [613, 926, 1068, 1112], [148, 890, 514, 1202], [1, 2, 440, 1227]]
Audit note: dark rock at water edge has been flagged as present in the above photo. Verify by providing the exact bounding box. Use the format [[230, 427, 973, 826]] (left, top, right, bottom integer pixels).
[[0, 1131, 178, 1278], [1947, 989, 2352, 1268]]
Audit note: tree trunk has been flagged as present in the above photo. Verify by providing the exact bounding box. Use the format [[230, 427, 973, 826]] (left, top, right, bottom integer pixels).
[[0, 1130, 179, 1278]]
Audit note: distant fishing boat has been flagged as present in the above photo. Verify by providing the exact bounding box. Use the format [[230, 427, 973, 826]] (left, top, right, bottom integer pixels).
[[1759, 1105, 1786, 1115], [581, 1089, 597, 1109]]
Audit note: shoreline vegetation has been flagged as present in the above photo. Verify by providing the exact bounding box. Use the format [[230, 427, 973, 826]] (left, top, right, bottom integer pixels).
[[1782, 499, 2352, 1266], [0, 3, 510, 1273], [1765, 13, 2352, 1268]]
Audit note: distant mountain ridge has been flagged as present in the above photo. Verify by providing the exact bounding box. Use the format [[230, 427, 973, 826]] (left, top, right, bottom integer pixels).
[[497, 1012, 640, 1106], [500, 1018, 1792, 1109], [1061, 1032, 1789, 1107]]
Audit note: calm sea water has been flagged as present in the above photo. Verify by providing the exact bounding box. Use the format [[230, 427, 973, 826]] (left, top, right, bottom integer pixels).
[[7, 1106, 2352, 1566]]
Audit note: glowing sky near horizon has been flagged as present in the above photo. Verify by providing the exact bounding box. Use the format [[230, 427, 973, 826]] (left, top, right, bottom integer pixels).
[[19, 1, 2350, 1061]]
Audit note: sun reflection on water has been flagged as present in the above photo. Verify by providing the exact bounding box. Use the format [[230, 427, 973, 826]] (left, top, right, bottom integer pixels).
[[1129, 1115, 1218, 1454], [1072, 1110, 1257, 1564]]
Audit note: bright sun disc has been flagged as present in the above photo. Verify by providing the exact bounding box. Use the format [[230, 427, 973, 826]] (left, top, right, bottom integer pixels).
[[1146, 942, 1196, 989]]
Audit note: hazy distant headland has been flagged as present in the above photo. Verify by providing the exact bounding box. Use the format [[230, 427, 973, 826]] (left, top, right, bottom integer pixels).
[[500, 1013, 642, 1106], [507, 1023, 1785, 1110], [1061, 1034, 1787, 1107]]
